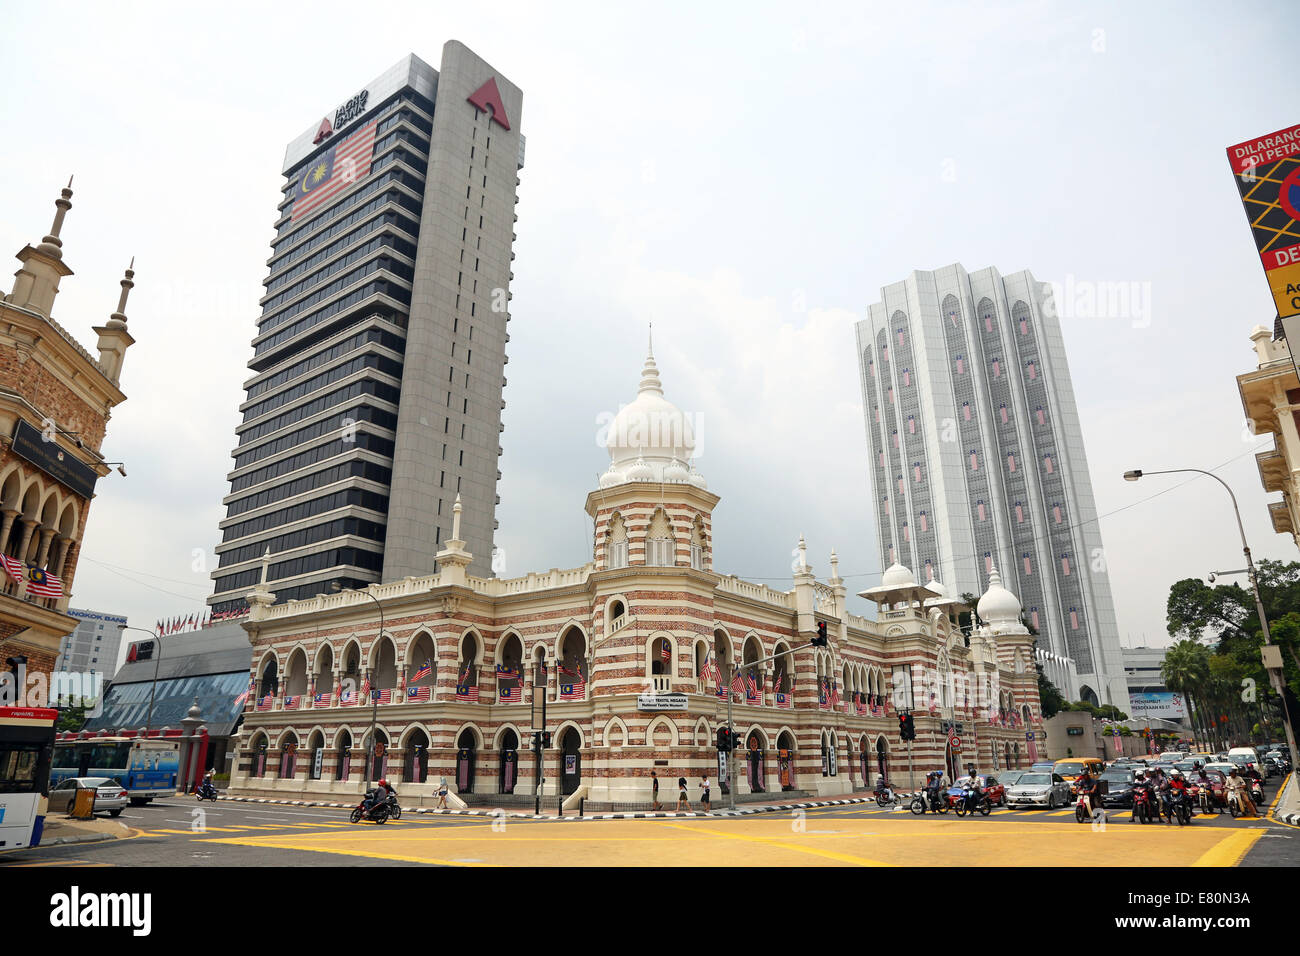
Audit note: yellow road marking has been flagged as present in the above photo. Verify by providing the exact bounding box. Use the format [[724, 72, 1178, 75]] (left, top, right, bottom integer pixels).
[[199, 837, 494, 867], [1191, 828, 1265, 867], [657, 821, 894, 866]]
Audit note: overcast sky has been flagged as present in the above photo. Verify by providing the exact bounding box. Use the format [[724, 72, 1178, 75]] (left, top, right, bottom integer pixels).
[[3, 1, 1295, 673]]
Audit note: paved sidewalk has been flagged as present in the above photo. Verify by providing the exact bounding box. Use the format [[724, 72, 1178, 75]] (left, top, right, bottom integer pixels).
[[217, 788, 905, 820], [38, 813, 133, 847], [1271, 771, 1298, 826]]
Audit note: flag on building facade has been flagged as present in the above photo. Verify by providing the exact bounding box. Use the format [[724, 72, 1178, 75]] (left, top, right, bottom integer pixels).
[[745, 672, 759, 701], [0, 554, 24, 581], [314, 690, 330, 707], [25, 565, 64, 598], [660, 641, 672, 663], [500, 683, 521, 703], [412, 660, 432, 682], [374, 689, 392, 704], [257, 694, 273, 711], [407, 686, 432, 702], [456, 664, 477, 702], [291, 119, 379, 222]]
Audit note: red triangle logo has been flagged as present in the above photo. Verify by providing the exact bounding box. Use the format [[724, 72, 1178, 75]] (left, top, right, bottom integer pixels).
[[467, 77, 510, 131], [312, 117, 333, 144]]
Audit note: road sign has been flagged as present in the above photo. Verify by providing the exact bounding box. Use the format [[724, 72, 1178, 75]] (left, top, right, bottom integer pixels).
[[949, 735, 962, 751], [1227, 123, 1300, 319]]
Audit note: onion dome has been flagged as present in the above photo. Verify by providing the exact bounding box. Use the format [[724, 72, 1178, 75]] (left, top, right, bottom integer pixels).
[[976, 565, 1022, 625]]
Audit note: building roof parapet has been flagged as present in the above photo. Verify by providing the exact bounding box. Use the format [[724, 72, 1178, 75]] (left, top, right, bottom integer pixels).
[[715, 574, 795, 610]]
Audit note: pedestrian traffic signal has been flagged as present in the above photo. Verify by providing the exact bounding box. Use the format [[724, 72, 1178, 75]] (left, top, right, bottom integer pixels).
[[811, 621, 828, 647]]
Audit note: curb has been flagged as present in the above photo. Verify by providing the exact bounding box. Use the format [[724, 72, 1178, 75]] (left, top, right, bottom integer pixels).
[[1270, 772, 1299, 827], [37, 830, 121, 848], [214, 792, 898, 820]]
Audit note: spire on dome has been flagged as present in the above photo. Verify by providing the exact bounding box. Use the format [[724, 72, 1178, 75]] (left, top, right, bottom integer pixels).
[[39, 178, 74, 257], [639, 327, 663, 396], [106, 258, 134, 328]]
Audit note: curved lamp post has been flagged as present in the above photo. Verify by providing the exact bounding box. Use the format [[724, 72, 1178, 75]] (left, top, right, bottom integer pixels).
[[1124, 468, 1299, 764], [118, 624, 164, 733]]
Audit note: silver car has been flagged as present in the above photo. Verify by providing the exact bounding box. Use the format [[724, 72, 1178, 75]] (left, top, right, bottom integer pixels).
[[1005, 771, 1071, 809], [50, 776, 129, 817]]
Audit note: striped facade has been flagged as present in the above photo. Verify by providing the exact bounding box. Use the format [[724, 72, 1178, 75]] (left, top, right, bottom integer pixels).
[[230, 476, 1044, 805]]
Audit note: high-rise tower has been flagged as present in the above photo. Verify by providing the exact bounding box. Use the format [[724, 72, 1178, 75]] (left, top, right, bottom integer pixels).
[[211, 43, 523, 613], [854, 263, 1124, 705]]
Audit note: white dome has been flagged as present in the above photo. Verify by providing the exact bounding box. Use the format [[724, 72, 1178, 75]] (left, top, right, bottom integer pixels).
[[599, 465, 624, 488], [977, 565, 1022, 624], [880, 562, 916, 589], [602, 341, 699, 486]]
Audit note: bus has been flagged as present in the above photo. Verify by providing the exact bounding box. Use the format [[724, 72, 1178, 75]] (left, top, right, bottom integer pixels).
[[0, 707, 57, 849], [51, 735, 181, 804]]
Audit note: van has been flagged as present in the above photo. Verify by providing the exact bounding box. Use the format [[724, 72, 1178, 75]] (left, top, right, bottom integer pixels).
[[1054, 757, 1105, 790]]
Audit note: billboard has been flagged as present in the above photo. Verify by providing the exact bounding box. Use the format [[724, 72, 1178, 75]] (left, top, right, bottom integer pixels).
[[1127, 691, 1187, 719], [1227, 123, 1300, 319]]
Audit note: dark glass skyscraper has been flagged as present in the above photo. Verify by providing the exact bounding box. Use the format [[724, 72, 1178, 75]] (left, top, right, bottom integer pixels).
[[211, 44, 523, 613]]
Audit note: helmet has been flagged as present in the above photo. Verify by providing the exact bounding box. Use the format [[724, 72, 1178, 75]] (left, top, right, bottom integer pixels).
[[379, 779, 390, 788], [1171, 770, 1183, 778]]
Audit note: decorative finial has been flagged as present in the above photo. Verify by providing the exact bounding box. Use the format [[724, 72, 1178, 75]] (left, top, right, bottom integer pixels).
[[451, 493, 463, 541], [108, 259, 135, 327], [797, 534, 808, 571], [259, 548, 271, 587], [648, 322, 653, 356], [829, 548, 840, 579], [39, 181, 75, 253]]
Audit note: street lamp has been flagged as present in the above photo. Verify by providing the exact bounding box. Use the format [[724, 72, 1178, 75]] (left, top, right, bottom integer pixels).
[[331, 581, 384, 789], [1123, 467, 1299, 764], [119, 625, 163, 733]]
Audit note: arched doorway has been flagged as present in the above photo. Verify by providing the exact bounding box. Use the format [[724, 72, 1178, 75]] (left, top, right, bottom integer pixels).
[[369, 728, 389, 781], [498, 635, 524, 704], [307, 730, 325, 780], [558, 628, 588, 699], [279, 732, 298, 778], [559, 727, 581, 795], [405, 729, 430, 784], [875, 736, 889, 782], [1004, 742, 1012, 771], [336, 729, 352, 781], [499, 729, 519, 794], [249, 732, 268, 778], [859, 734, 871, 784], [746, 731, 766, 792], [945, 737, 962, 782], [777, 731, 796, 791], [456, 728, 478, 792], [257, 657, 279, 702]]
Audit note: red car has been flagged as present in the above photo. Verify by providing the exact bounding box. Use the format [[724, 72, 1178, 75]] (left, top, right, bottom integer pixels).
[[945, 774, 1007, 808]]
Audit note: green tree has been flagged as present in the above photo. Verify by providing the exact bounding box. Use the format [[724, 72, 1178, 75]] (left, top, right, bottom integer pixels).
[[1037, 664, 1066, 718], [56, 704, 87, 734]]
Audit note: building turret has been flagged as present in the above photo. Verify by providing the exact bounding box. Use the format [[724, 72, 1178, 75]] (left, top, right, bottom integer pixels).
[[6, 182, 75, 318], [92, 260, 136, 385]]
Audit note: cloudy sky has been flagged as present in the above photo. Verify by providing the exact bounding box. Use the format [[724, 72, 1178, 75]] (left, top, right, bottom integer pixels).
[[2, 1, 1294, 674]]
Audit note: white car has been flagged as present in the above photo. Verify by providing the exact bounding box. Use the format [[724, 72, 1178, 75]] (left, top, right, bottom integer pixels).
[[49, 776, 129, 817], [1005, 772, 1071, 809]]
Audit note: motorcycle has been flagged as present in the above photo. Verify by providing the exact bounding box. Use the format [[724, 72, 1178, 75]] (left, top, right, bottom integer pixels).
[[954, 787, 991, 817], [1247, 776, 1265, 807], [1226, 788, 1250, 818], [1074, 790, 1103, 824], [1162, 788, 1191, 826], [1131, 784, 1157, 824], [350, 790, 392, 824], [909, 787, 950, 815], [386, 791, 401, 820], [195, 779, 219, 803], [1190, 780, 1218, 816]]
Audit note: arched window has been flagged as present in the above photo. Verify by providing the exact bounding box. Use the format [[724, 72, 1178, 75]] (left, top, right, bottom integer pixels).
[[690, 516, 705, 570], [606, 513, 628, 569], [646, 508, 674, 567]]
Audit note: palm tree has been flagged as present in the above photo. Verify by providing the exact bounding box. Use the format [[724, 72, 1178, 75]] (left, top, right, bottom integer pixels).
[[1162, 640, 1211, 751]]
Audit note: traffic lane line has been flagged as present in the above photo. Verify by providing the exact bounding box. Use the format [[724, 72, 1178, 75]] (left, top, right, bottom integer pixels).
[[198, 837, 494, 867], [1192, 828, 1266, 866]]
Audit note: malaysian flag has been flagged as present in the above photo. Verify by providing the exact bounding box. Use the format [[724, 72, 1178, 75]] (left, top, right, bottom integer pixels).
[[856, 693, 867, 716], [256, 694, 273, 711], [819, 680, 829, 709], [233, 689, 249, 709], [373, 689, 392, 705], [496, 665, 520, 680], [500, 683, 521, 703], [314, 690, 330, 707], [560, 679, 585, 701], [776, 691, 792, 709], [290, 119, 378, 222], [730, 671, 745, 700], [360, 676, 371, 697], [412, 660, 432, 682], [456, 665, 478, 702], [830, 681, 841, 707], [702, 651, 721, 686], [25, 565, 63, 598], [744, 672, 759, 701], [407, 686, 432, 702], [0, 554, 24, 581], [283, 695, 298, 709], [660, 641, 672, 663], [341, 689, 356, 705]]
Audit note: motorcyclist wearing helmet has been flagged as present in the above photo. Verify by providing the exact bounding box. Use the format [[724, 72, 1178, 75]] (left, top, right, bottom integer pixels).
[[363, 778, 395, 816], [1169, 770, 1189, 810], [1225, 768, 1257, 817], [924, 770, 946, 812], [962, 765, 983, 813], [1075, 768, 1098, 816]]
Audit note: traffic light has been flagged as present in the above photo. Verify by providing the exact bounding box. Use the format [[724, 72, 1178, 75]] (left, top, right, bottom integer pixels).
[[717, 728, 731, 752], [811, 621, 829, 647], [899, 712, 916, 741], [542, 731, 552, 748]]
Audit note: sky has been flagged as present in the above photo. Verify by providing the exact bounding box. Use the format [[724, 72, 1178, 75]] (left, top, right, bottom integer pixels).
[[2, 1, 1296, 675]]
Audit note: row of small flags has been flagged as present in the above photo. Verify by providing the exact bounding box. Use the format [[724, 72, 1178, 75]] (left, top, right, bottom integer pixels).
[[0, 554, 64, 597], [154, 606, 249, 635]]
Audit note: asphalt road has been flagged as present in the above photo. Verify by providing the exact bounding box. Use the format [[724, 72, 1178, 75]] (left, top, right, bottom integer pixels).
[[2, 795, 1295, 867]]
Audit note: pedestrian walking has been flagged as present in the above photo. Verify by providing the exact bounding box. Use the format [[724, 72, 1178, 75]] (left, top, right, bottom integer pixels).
[[436, 776, 449, 809], [651, 770, 662, 811], [700, 775, 711, 811], [677, 776, 691, 811]]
